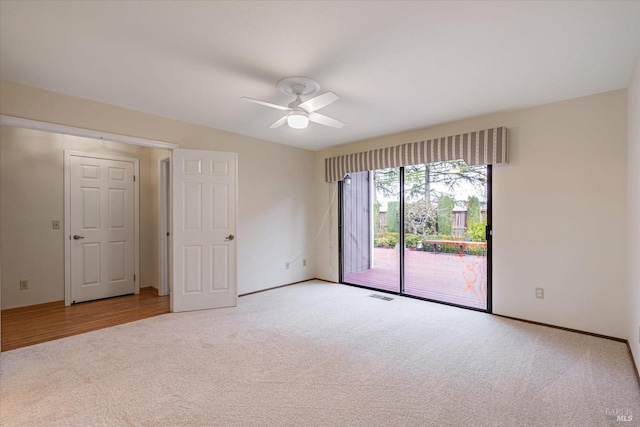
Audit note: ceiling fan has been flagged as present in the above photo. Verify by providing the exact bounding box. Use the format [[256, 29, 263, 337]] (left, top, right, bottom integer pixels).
[[241, 77, 345, 130]]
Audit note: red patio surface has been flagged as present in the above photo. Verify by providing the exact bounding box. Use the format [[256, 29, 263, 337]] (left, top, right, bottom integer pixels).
[[344, 248, 487, 309]]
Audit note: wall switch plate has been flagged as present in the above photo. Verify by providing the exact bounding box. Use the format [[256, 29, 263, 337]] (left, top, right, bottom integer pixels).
[[535, 287, 544, 299], [303, 259, 307, 267], [52, 220, 61, 229], [285, 262, 290, 270], [20, 280, 28, 290]]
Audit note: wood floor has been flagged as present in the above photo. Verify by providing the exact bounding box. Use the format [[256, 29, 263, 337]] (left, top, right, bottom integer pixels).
[[344, 248, 487, 309], [1, 287, 170, 352]]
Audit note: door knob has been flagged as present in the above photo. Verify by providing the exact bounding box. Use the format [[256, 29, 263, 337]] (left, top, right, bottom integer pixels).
[[225, 234, 235, 241], [73, 235, 85, 240]]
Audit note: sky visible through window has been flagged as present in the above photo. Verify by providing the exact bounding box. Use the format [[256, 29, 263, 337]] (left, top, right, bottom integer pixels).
[[374, 161, 487, 212]]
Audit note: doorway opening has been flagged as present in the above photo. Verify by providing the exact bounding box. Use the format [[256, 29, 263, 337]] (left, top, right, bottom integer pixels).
[[159, 157, 171, 296], [1, 121, 239, 351], [340, 161, 492, 312]]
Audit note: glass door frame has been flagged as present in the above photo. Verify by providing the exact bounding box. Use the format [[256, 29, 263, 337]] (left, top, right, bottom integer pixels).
[[339, 165, 493, 314]]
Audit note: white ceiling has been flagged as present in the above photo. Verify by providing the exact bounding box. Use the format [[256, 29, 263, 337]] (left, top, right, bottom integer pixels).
[[1, 1, 639, 151]]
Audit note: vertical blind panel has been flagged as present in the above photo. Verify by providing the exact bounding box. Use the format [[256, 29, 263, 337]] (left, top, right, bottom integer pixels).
[[325, 126, 507, 182]]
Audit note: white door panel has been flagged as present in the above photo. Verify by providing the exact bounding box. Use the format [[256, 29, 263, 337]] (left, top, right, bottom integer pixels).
[[172, 149, 237, 312], [69, 154, 136, 303]]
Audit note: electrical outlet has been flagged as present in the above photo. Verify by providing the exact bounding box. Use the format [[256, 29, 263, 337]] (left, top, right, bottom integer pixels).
[[303, 259, 307, 267], [52, 220, 61, 230], [535, 287, 544, 299], [285, 262, 290, 270], [20, 280, 28, 290]]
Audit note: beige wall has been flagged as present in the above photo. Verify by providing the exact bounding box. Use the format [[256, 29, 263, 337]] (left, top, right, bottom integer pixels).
[[628, 52, 640, 371], [315, 89, 629, 339], [0, 80, 316, 307], [0, 125, 167, 308], [1, 79, 633, 347]]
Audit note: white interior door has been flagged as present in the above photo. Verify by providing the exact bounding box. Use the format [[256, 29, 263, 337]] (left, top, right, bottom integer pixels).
[[68, 153, 137, 303], [171, 149, 237, 312]]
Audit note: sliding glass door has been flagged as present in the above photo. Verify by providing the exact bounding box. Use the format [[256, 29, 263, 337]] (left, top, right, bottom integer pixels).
[[341, 168, 400, 293], [402, 162, 489, 309], [340, 162, 491, 311]]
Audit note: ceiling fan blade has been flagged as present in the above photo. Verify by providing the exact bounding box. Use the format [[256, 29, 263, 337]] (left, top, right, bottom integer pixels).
[[240, 96, 291, 111], [269, 115, 288, 129], [308, 112, 345, 128], [298, 92, 339, 113]]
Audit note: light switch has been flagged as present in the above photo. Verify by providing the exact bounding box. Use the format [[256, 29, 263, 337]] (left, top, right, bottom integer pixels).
[[52, 220, 61, 230]]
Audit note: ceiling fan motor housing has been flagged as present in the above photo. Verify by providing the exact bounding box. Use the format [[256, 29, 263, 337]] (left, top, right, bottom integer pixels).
[[288, 96, 303, 109], [290, 84, 306, 96]]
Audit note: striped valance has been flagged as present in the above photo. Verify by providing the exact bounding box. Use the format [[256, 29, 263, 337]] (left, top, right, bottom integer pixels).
[[325, 127, 508, 182]]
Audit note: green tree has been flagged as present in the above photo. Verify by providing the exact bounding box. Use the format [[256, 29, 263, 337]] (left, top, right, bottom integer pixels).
[[466, 196, 482, 232], [437, 195, 454, 235], [387, 201, 400, 233], [375, 162, 487, 204], [466, 220, 487, 242], [374, 168, 400, 200]]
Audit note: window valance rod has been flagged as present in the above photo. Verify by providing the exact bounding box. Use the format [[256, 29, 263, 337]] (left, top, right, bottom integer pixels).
[[324, 126, 508, 182]]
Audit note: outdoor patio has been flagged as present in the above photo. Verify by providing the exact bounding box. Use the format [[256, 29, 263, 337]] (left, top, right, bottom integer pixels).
[[344, 247, 487, 309]]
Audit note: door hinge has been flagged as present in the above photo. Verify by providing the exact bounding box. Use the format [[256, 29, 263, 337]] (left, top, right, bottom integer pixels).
[[134, 274, 136, 282], [133, 175, 136, 182]]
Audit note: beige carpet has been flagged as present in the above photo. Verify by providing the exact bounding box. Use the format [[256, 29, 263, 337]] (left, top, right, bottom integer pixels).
[[1, 281, 639, 426]]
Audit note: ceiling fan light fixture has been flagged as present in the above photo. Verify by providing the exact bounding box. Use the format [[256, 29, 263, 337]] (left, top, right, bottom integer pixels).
[[242, 77, 343, 130], [287, 111, 309, 129]]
